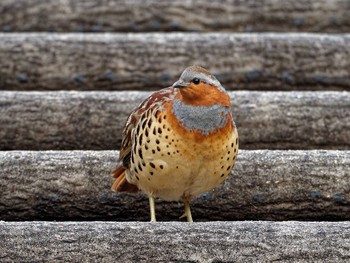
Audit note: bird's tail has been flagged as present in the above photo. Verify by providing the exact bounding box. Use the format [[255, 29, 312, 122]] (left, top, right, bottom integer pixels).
[[111, 165, 139, 193]]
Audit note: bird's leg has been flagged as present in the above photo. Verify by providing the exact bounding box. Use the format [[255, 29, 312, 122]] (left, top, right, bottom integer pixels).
[[180, 197, 193, 222], [149, 194, 156, 222]]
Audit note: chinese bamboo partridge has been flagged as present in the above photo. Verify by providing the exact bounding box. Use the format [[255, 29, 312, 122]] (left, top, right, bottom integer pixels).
[[112, 65, 238, 222]]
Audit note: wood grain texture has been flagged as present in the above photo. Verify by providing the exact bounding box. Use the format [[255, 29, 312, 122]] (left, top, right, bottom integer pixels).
[[1, 221, 350, 262], [1, 91, 349, 150], [0, 0, 349, 33], [1, 33, 350, 91], [1, 150, 349, 221]]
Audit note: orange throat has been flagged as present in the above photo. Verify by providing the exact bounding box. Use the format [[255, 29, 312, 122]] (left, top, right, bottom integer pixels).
[[166, 87, 234, 138], [177, 82, 231, 107]]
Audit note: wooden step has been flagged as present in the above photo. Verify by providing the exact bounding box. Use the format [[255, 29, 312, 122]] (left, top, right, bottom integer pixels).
[[1, 150, 349, 221], [1, 91, 349, 150], [1, 33, 350, 91], [0, 0, 349, 33], [1, 221, 350, 261]]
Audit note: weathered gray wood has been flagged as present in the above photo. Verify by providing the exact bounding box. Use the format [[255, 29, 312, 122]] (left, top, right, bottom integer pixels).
[[1, 33, 350, 91], [1, 91, 349, 150], [1, 221, 350, 262], [1, 0, 350, 33], [0, 150, 349, 221]]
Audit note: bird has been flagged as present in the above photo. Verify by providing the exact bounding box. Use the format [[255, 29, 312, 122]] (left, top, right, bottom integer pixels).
[[111, 65, 238, 222]]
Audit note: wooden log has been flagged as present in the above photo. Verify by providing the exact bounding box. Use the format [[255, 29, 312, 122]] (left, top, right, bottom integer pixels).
[[1, 221, 350, 262], [1, 91, 349, 150], [1, 0, 349, 33], [1, 33, 350, 91], [0, 150, 349, 221]]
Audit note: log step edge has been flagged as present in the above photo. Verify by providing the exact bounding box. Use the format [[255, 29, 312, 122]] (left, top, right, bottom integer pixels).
[[1, 150, 349, 221], [1, 91, 349, 150], [1, 221, 350, 262]]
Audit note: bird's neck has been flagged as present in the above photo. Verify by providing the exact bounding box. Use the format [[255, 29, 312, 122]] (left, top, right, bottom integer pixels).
[[171, 99, 231, 135]]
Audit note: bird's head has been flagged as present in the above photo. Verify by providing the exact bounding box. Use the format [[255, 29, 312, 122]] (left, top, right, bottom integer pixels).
[[172, 65, 231, 107]]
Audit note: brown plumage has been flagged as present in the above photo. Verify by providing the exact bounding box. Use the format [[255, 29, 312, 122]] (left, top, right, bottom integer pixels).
[[112, 65, 239, 222]]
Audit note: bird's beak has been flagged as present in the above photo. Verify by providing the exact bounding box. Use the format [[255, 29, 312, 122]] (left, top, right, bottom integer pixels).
[[172, 79, 188, 89]]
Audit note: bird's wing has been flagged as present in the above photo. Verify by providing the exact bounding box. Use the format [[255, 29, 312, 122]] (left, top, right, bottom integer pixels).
[[112, 87, 178, 193], [119, 87, 178, 168]]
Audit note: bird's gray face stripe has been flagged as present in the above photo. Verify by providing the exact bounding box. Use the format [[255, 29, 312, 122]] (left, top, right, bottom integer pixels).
[[180, 69, 225, 92]]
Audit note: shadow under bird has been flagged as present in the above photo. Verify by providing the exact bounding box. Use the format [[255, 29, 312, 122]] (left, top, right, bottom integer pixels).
[[112, 65, 238, 222]]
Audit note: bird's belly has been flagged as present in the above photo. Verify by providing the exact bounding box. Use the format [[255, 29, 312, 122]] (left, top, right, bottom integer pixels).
[[127, 111, 238, 201]]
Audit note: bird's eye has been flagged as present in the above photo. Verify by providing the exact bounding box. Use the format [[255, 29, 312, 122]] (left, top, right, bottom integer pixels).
[[192, 78, 200, 85]]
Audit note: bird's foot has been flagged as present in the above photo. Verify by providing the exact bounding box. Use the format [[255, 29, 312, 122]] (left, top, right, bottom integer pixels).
[[149, 195, 156, 222], [180, 198, 193, 222]]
